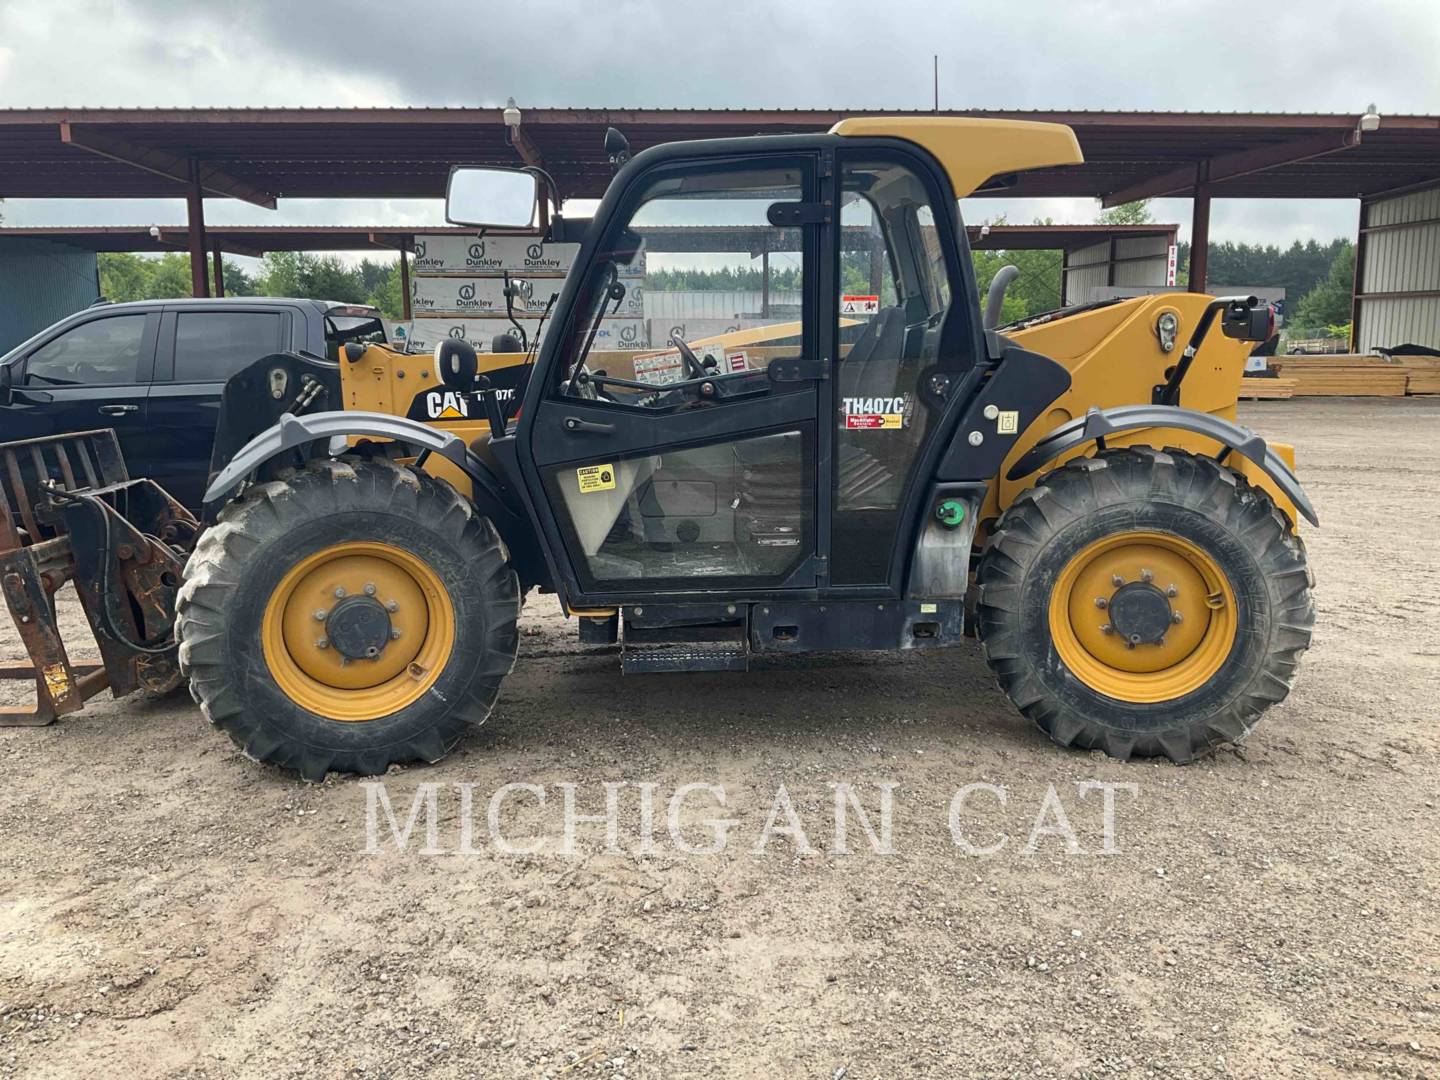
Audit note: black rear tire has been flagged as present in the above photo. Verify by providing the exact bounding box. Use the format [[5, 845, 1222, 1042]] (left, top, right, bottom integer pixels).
[[177, 458, 519, 780], [976, 447, 1314, 763]]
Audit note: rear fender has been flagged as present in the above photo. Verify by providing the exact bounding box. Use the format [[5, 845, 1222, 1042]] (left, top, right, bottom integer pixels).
[[1006, 404, 1318, 527]]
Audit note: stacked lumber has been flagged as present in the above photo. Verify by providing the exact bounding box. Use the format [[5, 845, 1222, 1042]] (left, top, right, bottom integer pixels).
[[1269, 355, 1410, 397], [1239, 377, 1297, 400], [1407, 368, 1440, 395]]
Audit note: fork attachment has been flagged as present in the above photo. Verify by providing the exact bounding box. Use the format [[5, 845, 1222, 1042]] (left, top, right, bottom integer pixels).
[[0, 429, 198, 726]]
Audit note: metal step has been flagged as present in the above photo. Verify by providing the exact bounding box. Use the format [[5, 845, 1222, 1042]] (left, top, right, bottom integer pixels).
[[621, 642, 750, 674]]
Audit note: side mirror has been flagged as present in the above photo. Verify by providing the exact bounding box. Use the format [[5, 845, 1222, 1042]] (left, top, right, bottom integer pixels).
[[1221, 298, 1275, 342], [445, 166, 540, 228]]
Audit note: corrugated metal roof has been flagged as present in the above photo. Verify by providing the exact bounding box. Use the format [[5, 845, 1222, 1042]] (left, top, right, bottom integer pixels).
[[0, 107, 1435, 203]]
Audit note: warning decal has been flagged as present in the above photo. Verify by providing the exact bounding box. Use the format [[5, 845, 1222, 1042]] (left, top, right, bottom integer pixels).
[[996, 409, 1020, 435], [840, 295, 880, 315], [576, 464, 616, 493], [633, 351, 685, 386]]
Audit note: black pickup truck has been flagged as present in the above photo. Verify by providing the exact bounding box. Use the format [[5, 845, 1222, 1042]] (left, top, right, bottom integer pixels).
[[0, 298, 388, 509]]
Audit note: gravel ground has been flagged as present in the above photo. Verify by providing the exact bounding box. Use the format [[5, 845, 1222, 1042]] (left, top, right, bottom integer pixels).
[[1, 397, 1437, 1079]]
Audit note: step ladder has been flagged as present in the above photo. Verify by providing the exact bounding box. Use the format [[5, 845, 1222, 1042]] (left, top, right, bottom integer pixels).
[[618, 604, 751, 674]]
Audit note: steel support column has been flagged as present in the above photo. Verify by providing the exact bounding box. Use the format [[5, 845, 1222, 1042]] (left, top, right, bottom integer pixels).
[[399, 245, 412, 319], [187, 160, 209, 298], [1350, 197, 1369, 352], [1189, 185, 1211, 294], [212, 247, 225, 297]]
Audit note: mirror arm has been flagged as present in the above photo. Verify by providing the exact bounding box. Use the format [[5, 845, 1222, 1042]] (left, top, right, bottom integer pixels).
[[520, 166, 563, 219]]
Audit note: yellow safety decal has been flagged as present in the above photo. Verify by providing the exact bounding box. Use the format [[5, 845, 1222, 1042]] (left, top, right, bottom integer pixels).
[[577, 464, 616, 493]]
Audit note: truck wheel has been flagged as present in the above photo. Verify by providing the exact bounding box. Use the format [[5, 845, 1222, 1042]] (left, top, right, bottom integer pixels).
[[177, 458, 519, 780], [976, 447, 1313, 763]]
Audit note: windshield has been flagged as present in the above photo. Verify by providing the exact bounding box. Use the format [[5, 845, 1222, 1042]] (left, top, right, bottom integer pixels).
[[553, 161, 806, 404]]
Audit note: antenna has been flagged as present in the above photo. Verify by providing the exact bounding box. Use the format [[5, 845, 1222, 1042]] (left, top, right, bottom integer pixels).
[[933, 55, 939, 113]]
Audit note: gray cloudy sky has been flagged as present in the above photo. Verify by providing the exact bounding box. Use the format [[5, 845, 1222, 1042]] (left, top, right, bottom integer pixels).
[[2, 0, 1436, 250]]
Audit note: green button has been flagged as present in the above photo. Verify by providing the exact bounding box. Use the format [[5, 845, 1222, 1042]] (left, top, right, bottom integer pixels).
[[936, 499, 967, 528]]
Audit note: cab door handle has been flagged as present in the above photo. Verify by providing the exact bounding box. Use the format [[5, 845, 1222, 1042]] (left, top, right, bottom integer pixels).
[[563, 416, 615, 434], [98, 404, 139, 416]]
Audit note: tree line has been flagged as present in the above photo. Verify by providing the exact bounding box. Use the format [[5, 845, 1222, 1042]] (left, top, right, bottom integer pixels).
[[98, 251, 407, 318]]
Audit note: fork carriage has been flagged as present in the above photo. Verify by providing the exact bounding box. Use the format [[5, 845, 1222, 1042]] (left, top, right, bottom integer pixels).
[[0, 429, 197, 725]]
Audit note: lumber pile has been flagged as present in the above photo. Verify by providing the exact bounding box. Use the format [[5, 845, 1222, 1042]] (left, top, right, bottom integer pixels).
[[1239, 377, 1297, 400], [1407, 369, 1440, 395], [1266, 354, 1440, 397]]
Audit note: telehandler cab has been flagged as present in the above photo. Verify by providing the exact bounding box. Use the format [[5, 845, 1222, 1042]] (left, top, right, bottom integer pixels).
[[166, 117, 1314, 780]]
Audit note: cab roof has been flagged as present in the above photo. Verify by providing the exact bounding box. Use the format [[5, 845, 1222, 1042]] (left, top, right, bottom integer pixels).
[[830, 117, 1084, 198]]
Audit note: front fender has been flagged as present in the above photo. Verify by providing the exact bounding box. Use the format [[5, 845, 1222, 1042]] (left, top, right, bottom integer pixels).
[[1006, 404, 1319, 526], [202, 410, 491, 506], [202, 409, 550, 593]]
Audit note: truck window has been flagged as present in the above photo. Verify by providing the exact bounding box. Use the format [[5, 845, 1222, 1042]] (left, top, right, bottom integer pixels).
[[171, 311, 286, 383], [324, 314, 388, 360], [23, 315, 148, 387]]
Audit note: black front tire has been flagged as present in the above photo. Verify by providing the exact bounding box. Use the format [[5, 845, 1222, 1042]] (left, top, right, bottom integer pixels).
[[177, 458, 520, 781]]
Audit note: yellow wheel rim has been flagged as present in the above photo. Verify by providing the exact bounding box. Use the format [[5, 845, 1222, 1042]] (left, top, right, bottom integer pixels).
[[261, 541, 455, 721], [1048, 530, 1238, 704]]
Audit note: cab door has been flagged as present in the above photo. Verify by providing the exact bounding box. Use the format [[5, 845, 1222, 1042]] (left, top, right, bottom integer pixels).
[[518, 154, 829, 604]]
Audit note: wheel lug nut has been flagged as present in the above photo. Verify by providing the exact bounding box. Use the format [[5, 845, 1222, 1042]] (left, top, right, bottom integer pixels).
[[1166, 584, 1178, 598], [364, 583, 377, 596], [390, 629, 402, 640], [1100, 623, 1114, 635], [1129, 633, 1142, 645], [386, 600, 399, 613], [314, 609, 328, 621], [1094, 597, 1108, 609], [1172, 611, 1184, 624], [1111, 574, 1125, 587], [1140, 569, 1153, 583], [333, 586, 346, 598], [316, 638, 329, 649]]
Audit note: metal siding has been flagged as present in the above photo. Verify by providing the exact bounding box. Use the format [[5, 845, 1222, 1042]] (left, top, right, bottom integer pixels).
[[1065, 236, 1169, 300], [0, 239, 100, 352], [1358, 185, 1440, 353], [1112, 235, 1170, 288], [642, 290, 803, 320], [1064, 240, 1110, 302]]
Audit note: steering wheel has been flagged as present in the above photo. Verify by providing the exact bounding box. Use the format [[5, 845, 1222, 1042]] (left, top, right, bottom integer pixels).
[[670, 335, 708, 380]]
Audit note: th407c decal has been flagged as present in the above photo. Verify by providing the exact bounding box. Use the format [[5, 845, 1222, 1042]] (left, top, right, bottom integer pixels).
[[842, 394, 911, 430]]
